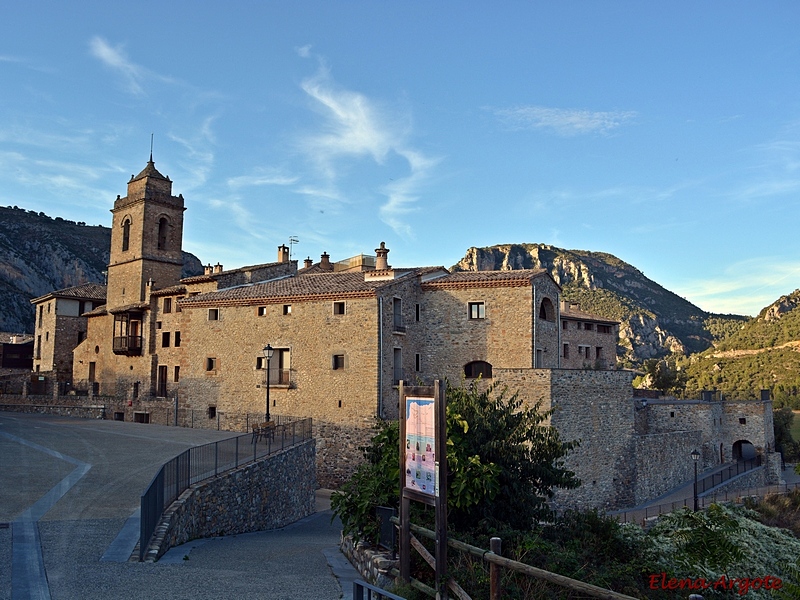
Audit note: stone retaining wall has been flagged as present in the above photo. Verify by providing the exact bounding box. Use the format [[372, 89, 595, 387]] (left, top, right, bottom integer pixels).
[[340, 535, 397, 590], [143, 439, 316, 562]]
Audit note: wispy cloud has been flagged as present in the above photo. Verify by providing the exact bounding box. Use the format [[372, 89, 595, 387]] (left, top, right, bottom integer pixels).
[[296, 63, 439, 235], [674, 258, 800, 316], [227, 170, 299, 189], [89, 37, 147, 95], [493, 105, 636, 136], [168, 116, 217, 188]]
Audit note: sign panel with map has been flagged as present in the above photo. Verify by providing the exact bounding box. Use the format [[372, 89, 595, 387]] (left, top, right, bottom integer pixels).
[[404, 397, 436, 497]]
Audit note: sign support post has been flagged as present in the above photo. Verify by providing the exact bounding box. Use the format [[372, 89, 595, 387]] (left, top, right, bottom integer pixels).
[[399, 380, 447, 599]]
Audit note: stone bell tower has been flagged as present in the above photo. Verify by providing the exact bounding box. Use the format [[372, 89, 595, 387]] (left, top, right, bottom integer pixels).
[[106, 155, 186, 310]]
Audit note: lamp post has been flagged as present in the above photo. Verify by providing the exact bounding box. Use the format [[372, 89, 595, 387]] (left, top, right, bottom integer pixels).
[[263, 344, 274, 422], [691, 448, 700, 511]]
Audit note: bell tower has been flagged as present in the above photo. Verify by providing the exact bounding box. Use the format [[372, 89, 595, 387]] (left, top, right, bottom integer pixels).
[[106, 155, 186, 310]]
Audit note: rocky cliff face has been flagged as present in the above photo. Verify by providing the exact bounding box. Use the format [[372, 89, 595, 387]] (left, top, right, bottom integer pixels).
[[0, 206, 203, 333], [454, 243, 741, 364]]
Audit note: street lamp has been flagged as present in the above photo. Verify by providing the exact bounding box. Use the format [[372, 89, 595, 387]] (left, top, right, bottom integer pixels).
[[263, 344, 274, 422], [691, 448, 700, 511]]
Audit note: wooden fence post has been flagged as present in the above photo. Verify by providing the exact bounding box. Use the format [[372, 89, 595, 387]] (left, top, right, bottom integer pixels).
[[490, 537, 502, 600]]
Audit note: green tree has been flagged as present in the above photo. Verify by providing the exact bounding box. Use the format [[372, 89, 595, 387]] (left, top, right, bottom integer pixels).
[[331, 381, 580, 541], [774, 407, 799, 462]]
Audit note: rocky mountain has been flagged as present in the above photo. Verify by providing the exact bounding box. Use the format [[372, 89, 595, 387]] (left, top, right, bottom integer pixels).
[[453, 243, 747, 365], [0, 206, 203, 333]]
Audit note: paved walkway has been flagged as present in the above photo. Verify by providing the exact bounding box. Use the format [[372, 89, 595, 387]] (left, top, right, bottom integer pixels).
[[0, 412, 360, 600]]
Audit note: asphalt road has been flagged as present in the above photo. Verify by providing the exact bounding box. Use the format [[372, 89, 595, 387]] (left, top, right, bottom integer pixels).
[[0, 412, 358, 600]]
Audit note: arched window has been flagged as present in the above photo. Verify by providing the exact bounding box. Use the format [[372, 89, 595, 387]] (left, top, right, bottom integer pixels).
[[157, 217, 169, 250], [122, 218, 131, 252], [539, 297, 555, 321], [464, 361, 493, 379]]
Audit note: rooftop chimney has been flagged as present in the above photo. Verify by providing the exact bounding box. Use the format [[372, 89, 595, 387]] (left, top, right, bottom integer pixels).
[[375, 242, 390, 270], [278, 244, 290, 263], [304, 257, 313, 269], [213, 263, 223, 274], [204, 264, 213, 275], [320, 252, 332, 271]]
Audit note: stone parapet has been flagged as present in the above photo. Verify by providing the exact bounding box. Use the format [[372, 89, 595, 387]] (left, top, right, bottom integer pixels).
[[143, 439, 316, 562], [340, 535, 397, 590]]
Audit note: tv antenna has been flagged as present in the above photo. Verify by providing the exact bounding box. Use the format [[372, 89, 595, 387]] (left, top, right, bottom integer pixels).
[[289, 236, 299, 260]]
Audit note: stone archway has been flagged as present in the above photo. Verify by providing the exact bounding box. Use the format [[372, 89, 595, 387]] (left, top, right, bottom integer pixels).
[[732, 439, 756, 462]]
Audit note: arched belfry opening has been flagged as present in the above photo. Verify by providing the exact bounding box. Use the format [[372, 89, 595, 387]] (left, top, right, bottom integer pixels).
[[157, 216, 169, 250], [122, 218, 131, 252]]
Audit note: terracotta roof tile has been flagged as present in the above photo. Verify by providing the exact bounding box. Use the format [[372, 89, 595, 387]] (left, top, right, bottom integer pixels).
[[561, 307, 619, 325], [181, 270, 415, 306], [421, 269, 551, 289]]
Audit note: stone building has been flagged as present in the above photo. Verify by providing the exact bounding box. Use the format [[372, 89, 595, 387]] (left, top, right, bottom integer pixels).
[[28, 157, 780, 507], [559, 301, 619, 370], [29, 284, 106, 386]]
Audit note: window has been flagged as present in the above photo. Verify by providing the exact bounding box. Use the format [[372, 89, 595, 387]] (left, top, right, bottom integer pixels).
[[36, 335, 41, 359], [415, 353, 421, 372], [393, 348, 403, 385], [157, 217, 168, 250], [207, 406, 216, 419], [174, 366, 180, 382], [415, 304, 420, 322], [174, 331, 181, 347], [161, 332, 170, 347], [464, 361, 493, 379], [283, 304, 292, 315], [156, 321, 162, 329], [257, 306, 267, 316], [133, 382, 139, 398], [45, 331, 49, 341], [562, 320, 568, 330], [595, 347, 602, 359], [468, 302, 485, 319], [38, 305, 43, 327], [333, 301, 346, 315], [205, 357, 217, 371], [584, 323, 594, 331], [157, 365, 168, 396], [393, 297, 404, 331], [208, 308, 219, 321], [262, 348, 291, 385], [739, 417, 747, 425], [163, 298, 172, 313], [598, 324, 611, 334], [332, 354, 345, 370], [563, 343, 569, 359], [576, 322, 582, 330], [122, 218, 131, 252]]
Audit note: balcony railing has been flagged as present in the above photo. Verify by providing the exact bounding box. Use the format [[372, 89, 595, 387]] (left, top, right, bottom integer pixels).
[[392, 319, 406, 333], [113, 335, 144, 356], [263, 369, 291, 386]]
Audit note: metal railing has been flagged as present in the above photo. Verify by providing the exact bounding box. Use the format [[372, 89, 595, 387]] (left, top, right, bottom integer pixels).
[[612, 477, 800, 525], [697, 456, 761, 494], [353, 580, 406, 600], [139, 417, 312, 561]]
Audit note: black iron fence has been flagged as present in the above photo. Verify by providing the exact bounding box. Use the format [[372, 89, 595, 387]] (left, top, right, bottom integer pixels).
[[612, 479, 800, 525], [139, 417, 312, 561], [697, 456, 761, 495]]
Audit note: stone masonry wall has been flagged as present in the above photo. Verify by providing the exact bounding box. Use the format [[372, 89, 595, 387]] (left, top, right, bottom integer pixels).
[[145, 439, 316, 561], [634, 430, 702, 505], [493, 368, 637, 510]]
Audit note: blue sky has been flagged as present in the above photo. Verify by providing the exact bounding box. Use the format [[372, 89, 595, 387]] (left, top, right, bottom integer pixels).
[[2, 2, 800, 316]]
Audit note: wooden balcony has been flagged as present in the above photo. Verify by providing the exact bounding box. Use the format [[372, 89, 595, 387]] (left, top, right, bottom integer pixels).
[[113, 335, 143, 356]]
